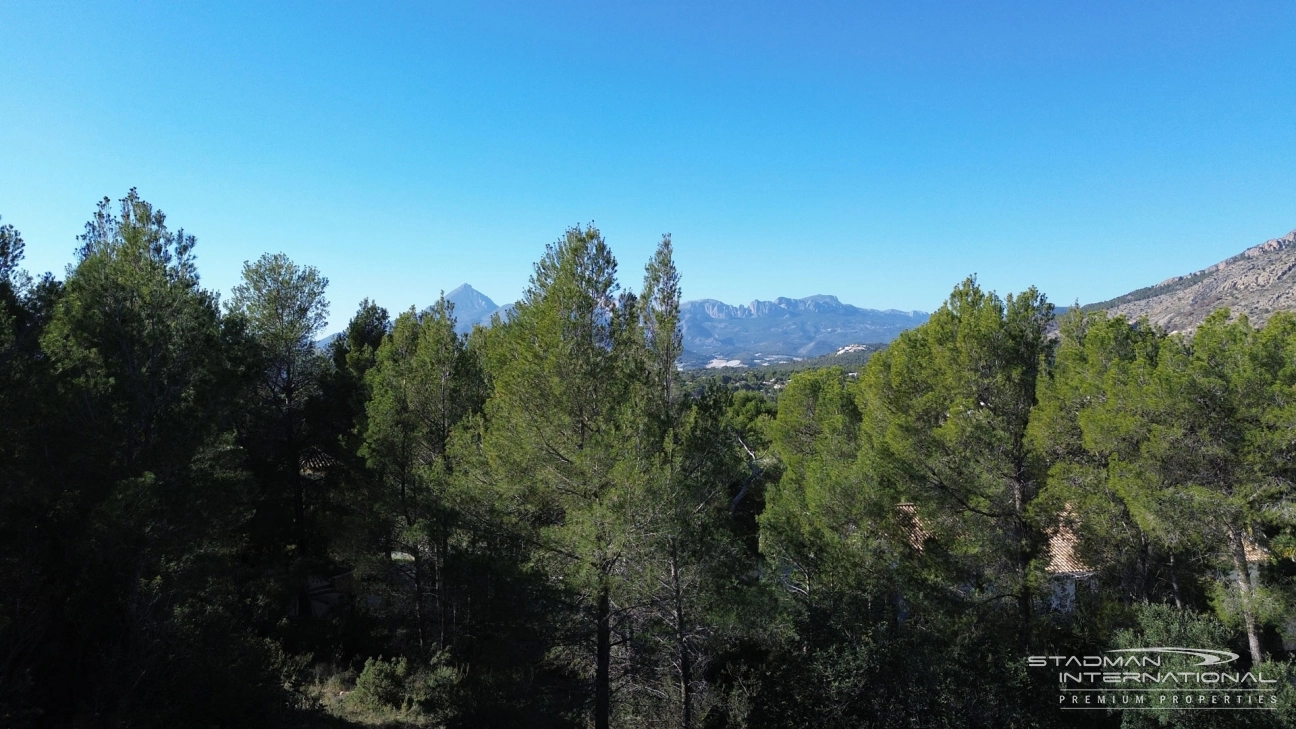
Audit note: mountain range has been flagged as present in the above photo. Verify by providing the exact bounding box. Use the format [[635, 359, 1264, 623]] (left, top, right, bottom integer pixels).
[[326, 226, 1296, 368], [327, 285, 927, 369], [1087, 228, 1296, 333], [677, 296, 926, 368]]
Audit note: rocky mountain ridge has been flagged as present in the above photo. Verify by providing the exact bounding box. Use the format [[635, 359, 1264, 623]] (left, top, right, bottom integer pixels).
[[321, 286, 926, 368], [1088, 228, 1296, 333], [679, 294, 926, 368]]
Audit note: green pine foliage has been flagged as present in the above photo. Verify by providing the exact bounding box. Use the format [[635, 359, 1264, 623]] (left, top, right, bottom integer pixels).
[[1, 194, 1294, 728]]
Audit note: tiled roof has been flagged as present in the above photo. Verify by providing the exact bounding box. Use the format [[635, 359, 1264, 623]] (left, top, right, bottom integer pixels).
[[896, 502, 1094, 576], [1043, 514, 1092, 576], [895, 503, 931, 550], [299, 446, 342, 480], [895, 502, 1267, 578], [1243, 536, 1267, 564]]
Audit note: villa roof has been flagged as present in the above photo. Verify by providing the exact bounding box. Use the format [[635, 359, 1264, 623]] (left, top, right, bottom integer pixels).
[[299, 446, 342, 480], [896, 502, 1093, 576], [1043, 513, 1091, 576], [895, 503, 1267, 576]]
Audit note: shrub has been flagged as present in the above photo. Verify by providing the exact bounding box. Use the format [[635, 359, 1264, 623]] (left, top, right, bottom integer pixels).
[[350, 656, 409, 711]]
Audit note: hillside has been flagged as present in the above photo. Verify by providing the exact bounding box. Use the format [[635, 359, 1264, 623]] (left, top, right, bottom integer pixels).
[[1085, 228, 1296, 332]]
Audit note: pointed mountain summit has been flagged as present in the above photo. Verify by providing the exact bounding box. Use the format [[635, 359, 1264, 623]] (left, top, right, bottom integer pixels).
[[446, 283, 498, 320], [446, 284, 510, 333]]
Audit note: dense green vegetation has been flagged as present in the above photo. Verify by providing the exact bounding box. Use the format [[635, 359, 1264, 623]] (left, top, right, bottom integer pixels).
[[2, 191, 1295, 728]]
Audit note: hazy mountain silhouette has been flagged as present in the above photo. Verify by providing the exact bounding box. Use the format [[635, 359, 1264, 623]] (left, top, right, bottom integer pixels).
[[445, 283, 510, 333], [679, 295, 927, 368], [322, 286, 926, 367]]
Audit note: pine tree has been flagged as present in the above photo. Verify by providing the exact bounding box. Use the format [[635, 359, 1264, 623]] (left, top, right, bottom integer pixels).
[[362, 296, 484, 653], [227, 251, 330, 615], [1028, 310, 1177, 604], [856, 277, 1054, 647]]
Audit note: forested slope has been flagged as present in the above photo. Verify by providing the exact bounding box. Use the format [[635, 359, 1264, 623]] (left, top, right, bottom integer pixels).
[[2, 192, 1294, 728]]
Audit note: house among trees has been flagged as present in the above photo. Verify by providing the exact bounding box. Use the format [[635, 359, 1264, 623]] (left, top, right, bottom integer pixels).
[[1041, 511, 1093, 613], [897, 502, 1096, 612]]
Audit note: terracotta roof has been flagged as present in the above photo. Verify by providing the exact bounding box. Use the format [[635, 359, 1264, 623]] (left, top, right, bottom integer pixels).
[[1243, 536, 1267, 564], [1043, 512, 1092, 576], [895, 503, 1266, 577], [896, 502, 1094, 576], [299, 446, 342, 480], [895, 503, 931, 550]]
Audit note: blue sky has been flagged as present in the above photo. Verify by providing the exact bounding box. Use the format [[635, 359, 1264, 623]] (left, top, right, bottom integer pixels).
[[2, 1, 1294, 328]]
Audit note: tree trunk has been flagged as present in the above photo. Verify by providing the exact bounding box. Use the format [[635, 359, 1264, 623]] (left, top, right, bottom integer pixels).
[[293, 444, 310, 617], [1016, 548, 1032, 649], [1229, 528, 1263, 665], [1012, 471, 1032, 650], [438, 532, 449, 650], [413, 552, 427, 650], [595, 583, 611, 729], [1168, 552, 1183, 609], [1137, 533, 1150, 602], [670, 538, 692, 729], [293, 473, 305, 553]]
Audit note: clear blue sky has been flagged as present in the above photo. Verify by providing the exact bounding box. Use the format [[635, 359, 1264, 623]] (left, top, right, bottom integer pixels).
[[3, 1, 1294, 329]]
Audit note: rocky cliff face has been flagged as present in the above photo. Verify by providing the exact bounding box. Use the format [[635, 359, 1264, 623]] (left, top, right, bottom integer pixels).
[[1090, 229, 1296, 333]]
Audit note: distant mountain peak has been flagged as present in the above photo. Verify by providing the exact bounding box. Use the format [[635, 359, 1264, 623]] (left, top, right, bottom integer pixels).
[[445, 284, 509, 333], [446, 283, 495, 306]]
